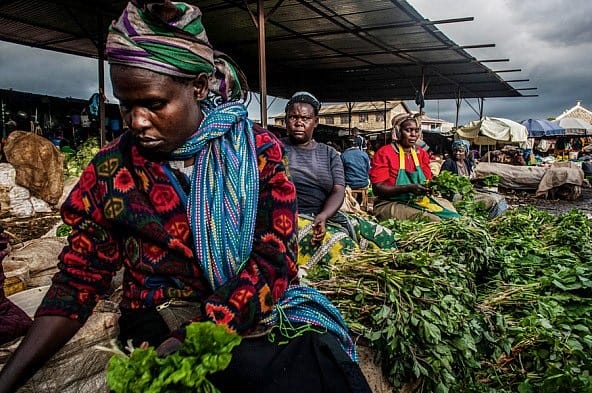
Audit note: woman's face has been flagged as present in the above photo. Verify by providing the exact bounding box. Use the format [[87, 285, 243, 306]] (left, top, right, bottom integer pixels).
[[110, 65, 207, 154], [285, 102, 318, 145], [453, 147, 467, 161], [398, 119, 420, 148]]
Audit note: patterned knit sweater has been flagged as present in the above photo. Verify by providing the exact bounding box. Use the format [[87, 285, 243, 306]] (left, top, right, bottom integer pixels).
[[36, 127, 298, 334]]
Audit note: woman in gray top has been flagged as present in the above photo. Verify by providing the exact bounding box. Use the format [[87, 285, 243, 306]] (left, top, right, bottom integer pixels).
[[282, 92, 396, 272], [282, 92, 345, 245]]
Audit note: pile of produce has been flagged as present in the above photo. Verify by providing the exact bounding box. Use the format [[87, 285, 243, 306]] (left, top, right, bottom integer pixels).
[[104, 322, 241, 393], [63, 137, 100, 178], [312, 206, 592, 392]]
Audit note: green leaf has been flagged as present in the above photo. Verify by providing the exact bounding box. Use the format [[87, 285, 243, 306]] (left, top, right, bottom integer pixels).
[[517, 381, 533, 393]]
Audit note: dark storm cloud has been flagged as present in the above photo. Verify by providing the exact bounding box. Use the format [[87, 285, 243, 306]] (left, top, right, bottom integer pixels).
[[409, 0, 592, 126], [0, 42, 111, 100], [510, 0, 592, 45]]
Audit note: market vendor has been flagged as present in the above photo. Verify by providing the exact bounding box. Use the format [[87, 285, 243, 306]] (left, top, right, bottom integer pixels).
[[441, 139, 508, 219], [370, 113, 460, 222], [282, 92, 396, 271], [0, 2, 371, 393]]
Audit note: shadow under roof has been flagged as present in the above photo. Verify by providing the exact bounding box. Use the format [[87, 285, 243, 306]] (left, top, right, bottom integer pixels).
[[0, 0, 533, 102]]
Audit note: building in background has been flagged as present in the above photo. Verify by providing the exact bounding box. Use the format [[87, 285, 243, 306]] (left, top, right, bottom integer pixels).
[[420, 114, 454, 133], [556, 101, 592, 124], [273, 101, 411, 132]]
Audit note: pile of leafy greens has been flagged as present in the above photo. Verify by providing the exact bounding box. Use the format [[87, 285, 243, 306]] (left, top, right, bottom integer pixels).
[[312, 207, 592, 392], [106, 321, 241, 393], [63, 137, 100, 178]]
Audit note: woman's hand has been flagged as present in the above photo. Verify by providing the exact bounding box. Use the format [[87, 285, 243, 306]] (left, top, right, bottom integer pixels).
[[406, 184, 430, 195], [311, 214, 327, 246], [155, 337, 183, 357]]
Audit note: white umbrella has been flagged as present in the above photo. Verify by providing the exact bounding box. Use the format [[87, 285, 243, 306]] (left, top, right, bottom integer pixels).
[[553, 117, 592, 136], [456, 116, 528, 146]]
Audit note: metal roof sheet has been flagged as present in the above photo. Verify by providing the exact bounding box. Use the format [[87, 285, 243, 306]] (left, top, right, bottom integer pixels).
[[0, 0, 533, 102]]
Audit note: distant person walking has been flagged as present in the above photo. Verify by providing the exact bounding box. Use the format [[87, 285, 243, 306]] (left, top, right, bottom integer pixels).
[[341, 138, 370, 189], [352, 128, 367, 150]]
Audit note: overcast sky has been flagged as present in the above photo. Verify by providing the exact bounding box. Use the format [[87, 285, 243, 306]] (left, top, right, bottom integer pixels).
[[1, 0, 590, 126]]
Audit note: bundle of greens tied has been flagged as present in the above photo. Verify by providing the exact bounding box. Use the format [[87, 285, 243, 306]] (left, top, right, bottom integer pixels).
[[311, 207, 592, 392]]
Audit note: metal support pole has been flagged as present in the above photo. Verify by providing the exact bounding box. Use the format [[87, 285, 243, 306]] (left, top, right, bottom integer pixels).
[[257, 0, 268, 128], [384, 100, 388, 145], [419, 67, 426, 114], [479, 97, 484, 119], [455, 88, 461, 129], [347, 102, 353, 133], [98, 14, 106, 147]]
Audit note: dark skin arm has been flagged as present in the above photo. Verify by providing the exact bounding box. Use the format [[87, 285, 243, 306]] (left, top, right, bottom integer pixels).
[[0, 316, 83, 393], [312, 184, 345, 245], [372, 181, 429, 199]]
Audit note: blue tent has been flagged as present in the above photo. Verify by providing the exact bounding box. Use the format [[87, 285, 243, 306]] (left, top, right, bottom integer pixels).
[[521, 119, 565, 137]]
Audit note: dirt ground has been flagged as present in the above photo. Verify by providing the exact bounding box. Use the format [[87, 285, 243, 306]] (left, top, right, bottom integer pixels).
[[0, 212, 62, 246], [502, 186, 592, 217]]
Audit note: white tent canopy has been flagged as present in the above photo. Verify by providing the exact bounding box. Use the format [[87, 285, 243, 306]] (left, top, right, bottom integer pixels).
[[456, 116, 528, 146], [553, 117, 592, 136]]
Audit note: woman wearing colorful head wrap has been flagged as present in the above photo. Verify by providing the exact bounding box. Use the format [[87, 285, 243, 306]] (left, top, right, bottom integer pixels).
[[441, 139, 508, 219], [369, 113, 460, 222], [282, 92, 396, 274], [0, 2, 371, 392], [441, 139, 474, 178]]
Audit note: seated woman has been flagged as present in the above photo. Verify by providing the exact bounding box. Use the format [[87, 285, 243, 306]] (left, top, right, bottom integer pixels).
[[441, 140, 508, 219], [282, 92, 396, 272], [370, 113, 460, 222]]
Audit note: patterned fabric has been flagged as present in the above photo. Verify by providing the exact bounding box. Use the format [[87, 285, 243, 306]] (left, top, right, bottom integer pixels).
[[207, 54, 247, 103], [391, 112, 422, 131], [37, 127, 298, 337], [106, 2, 214, 78], [296, 214, 396, 271], [169, 102, 258, 290]]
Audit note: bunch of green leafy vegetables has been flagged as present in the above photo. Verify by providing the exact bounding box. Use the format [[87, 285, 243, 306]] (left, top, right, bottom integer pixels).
[[426, 171, 489, 219], [55, 224, 72, 237], [426, 171, 475, 202], [315, 248, 492, 392], [63, 137, 100, 178], [106, 321, 241, 393]]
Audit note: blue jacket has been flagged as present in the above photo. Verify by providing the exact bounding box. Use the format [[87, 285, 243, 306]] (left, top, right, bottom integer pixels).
[[341, 147, 370, 189]]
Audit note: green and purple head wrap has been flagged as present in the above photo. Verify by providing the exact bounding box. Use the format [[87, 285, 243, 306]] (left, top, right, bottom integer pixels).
[[106, 1, 215, 78], [107, 1, 246, 102]]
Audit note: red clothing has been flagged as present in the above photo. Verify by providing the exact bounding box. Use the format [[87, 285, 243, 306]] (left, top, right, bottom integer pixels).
[[37, 127, 298, 335], [369, 144, 432, 187]]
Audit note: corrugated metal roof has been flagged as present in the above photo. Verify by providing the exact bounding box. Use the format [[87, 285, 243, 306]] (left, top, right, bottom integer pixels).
[[0, 0, 534, 102]]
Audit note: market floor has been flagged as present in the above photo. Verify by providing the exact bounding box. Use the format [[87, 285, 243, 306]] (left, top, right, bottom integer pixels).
[[502, 186, 592, 216]]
